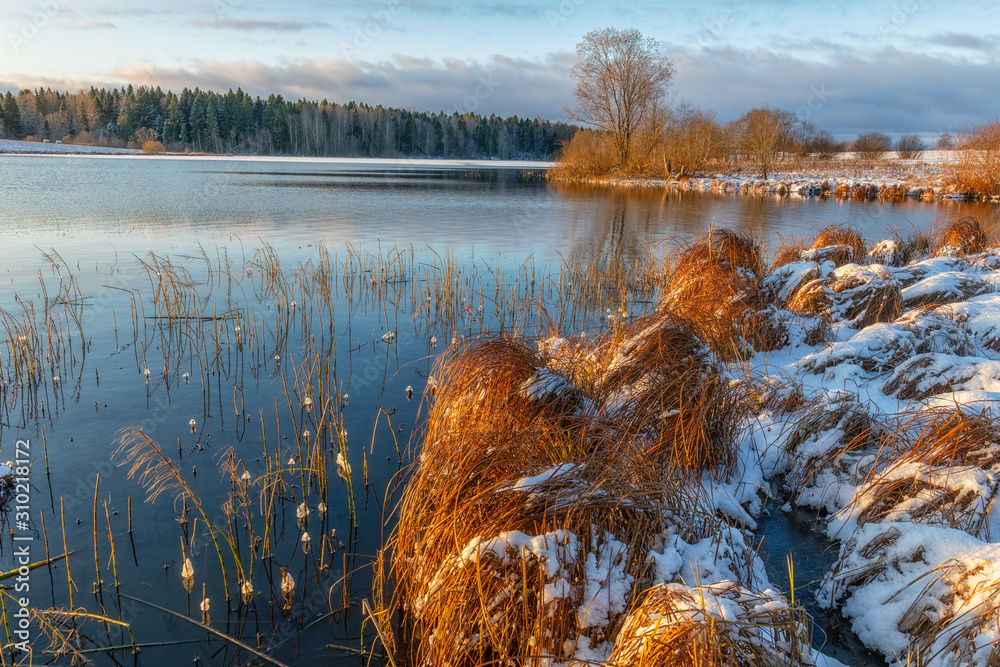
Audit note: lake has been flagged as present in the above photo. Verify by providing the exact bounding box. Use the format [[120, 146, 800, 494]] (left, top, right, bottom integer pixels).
[[0, 154, 997, 665]]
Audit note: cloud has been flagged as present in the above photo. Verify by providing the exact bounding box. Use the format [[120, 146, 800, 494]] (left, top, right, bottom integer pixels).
[[929, 32, 998, 51], [190, 18, 331, 32], [669, 43, 1000, 138], [101, 53, 575, 120], [5, 37, 999, 137], [68, 21, 118, 30]]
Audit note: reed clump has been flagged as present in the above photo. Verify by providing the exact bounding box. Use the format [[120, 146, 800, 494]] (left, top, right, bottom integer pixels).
[[930, 216, 988, 257], [799, 224, 866, 266], [787, 264, 901, 329], [387, 312, 747, 665], [606, 582, 809, 666], [781, 392, 879, 499], [660, 230, 785, 359]]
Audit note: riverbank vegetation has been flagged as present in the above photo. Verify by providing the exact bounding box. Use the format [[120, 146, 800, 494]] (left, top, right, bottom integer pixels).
[[3, 213, 1000, 665], [377, 216, 1000, 666], [553, 28, 999, 199]]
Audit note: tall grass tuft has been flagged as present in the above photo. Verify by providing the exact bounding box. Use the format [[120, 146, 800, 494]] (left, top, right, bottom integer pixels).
[[606, 582, 810, 666], [930, 216, 987, 256], [384, 309, 747, 664], [659, 230, 784, 359]]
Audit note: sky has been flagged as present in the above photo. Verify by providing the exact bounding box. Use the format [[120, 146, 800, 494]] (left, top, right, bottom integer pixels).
[[2, 0, 999, 139]]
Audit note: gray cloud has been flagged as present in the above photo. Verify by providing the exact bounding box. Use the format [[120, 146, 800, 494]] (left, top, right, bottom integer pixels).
[[103, 53, 575, 120], [670, 43, 1000, 138], [190, 18, 331, 32], [5, 38, 999, 138], [929, 32, 998, 51], [68, 21, 118, 30]]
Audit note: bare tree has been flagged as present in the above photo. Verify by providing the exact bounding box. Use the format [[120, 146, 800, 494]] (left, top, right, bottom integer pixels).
[[853, 132, 892, 160], [809, 129, 841, 159], [738, 105, 794, 178], [568, 27, 673, 168], [936, 132, 955, 150], [896, 134, 927, 159]]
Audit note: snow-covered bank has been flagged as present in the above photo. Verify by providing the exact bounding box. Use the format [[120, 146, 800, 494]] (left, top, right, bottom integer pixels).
[[558, 155, 1000, 202], [391, 219, 1000, 666]]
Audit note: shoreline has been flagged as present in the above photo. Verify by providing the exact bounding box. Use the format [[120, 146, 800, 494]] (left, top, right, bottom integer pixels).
[[0, 140, 554, 168], [554, 169, 1000, 203]]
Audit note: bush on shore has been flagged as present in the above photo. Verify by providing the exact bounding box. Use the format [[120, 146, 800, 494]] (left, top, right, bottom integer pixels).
[[142, 140, 166, 155], [946, 120, 1000, 197]]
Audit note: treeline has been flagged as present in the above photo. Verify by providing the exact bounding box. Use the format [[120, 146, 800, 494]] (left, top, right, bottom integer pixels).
[[0, 85, 577, 159]]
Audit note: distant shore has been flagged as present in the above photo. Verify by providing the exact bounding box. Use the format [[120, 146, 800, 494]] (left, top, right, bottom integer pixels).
[[0, 139, 554, 168]]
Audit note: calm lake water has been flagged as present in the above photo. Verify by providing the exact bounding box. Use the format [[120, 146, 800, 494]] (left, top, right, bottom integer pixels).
[[1, 154, 997, 665]]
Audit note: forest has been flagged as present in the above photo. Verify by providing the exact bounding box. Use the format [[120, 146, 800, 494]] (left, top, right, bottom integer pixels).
[[0, 85, 577, 159]]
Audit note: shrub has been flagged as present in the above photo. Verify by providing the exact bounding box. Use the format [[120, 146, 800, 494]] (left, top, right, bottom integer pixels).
[[72, 131, 94, 146], [946, 120, 1000, 197], [551, 129, 617, 178], [896, 134, 926, 159], [853, 131, 892, 161], [142, 140, 166, 155]]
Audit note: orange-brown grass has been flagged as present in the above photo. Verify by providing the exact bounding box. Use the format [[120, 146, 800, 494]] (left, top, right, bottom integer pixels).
[[945, 120, 1000, 197], [809, 224, 866, 264], [385, 316, 747, 665], [390, 431, 671, 665], [549, 129, 618, 179], [606, 582, 808, 666], [846, 409, 1000, 536], [769, 236, 805, 270], [930, 216, 988, 256], [592, 314, 745, 474], [660, 231, 784, 359]]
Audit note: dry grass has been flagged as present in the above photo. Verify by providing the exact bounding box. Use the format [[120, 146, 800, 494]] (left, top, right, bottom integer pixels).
[[769, 237, 804, 269], [945, 120, 1000, 197], [606, 582, 809, 666], [549, 129, 618, 179], [828, 522, 1000, 666], [848, 409, 1000, 536], [898, 560, 1000, 666], [930, 216, 988, 256], [786, 264, 901, 329], [882, 354, 987, 400], [660, 230, 785, 359], [385, 313, 749, 665], [810, 224, 866, 262], [782, 393, 878, 495]]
